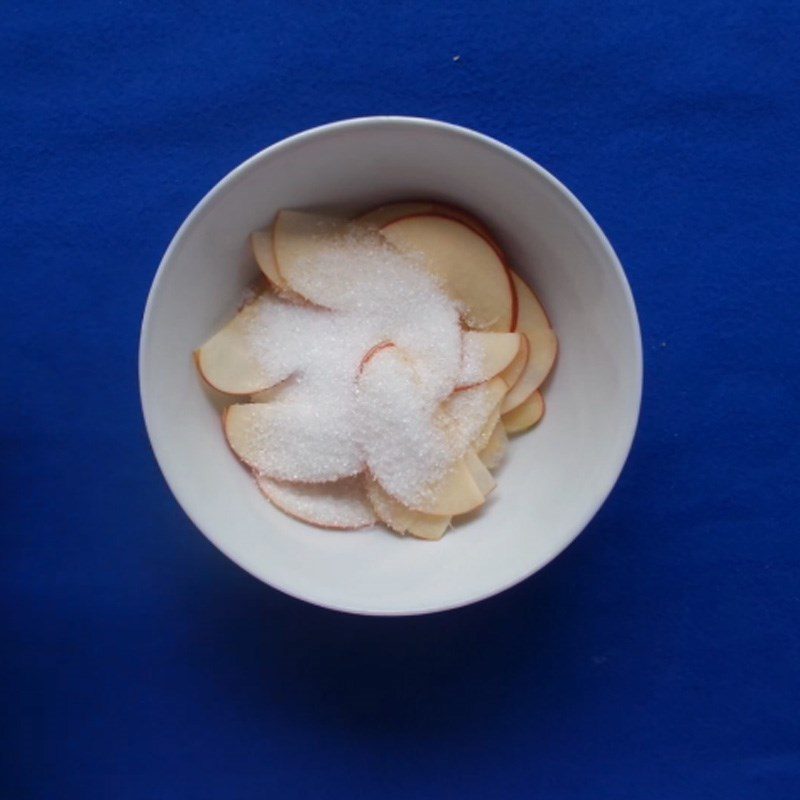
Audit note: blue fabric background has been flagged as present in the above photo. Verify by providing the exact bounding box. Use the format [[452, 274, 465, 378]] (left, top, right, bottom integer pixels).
[[2, 1, 798, 797]]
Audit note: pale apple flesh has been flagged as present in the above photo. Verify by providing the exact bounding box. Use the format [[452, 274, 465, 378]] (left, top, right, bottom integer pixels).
[[464, 448, 497, 496], [357, 201, 501, 253], [498, 333, 529, 392], [456, 332, 522, 389], [500, 329, 557, 413], [400, 457, 485, 516], [440, 375, 508, 458], [479, 421, 508, 469], [366, 478, 451, 540], [271, 209, 349, 305], [195, 295, 293, 395], [503, 390, 545, 434], [501, 271, 556, 412], [380, 215, 515, 332], [511, 270, 550, 333], [474, 407, 502, 452], [251, 229, 287, 290]]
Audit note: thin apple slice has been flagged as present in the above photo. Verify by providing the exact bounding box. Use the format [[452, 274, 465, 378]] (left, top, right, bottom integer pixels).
[[249, 383, 288, 403], [474, 407, 501, 452], [498, 333, 529, 392], [272, 210, 349, 304], [224, 402, 363, 483], [511, 270, 550, 334], [380, 215, 514, 331], [356, 345, 486, 515], [501, 271, 557, 412], [357, 201, 500, 252], [456, 332, 521, 389], [503, 390, 545, 433], [195, 295, 294, 395], [500, 329, 557, 413], [255, 474, 376, 530], [407, 458, 485, 515], [366, 478, 451, 540], [479, 422, 508, 469], [357, 202, 439, 229], [251, 229, 287, 290], [441, 376, 508, 455], [464, 448, 497, 496]]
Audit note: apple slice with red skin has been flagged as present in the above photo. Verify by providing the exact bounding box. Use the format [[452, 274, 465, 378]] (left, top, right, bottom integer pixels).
[[379, 215, 516, 332], [501, 271, 557, 413], [357, 201, 500, 254], [500, 329, 557, 413], [362, 203, 518, 330], [503, 390, 545, 433], [255, 473, 376, 530]]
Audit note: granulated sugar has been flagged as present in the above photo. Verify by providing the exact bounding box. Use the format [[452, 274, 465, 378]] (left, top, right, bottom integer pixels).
[[457, 331, 489, 388], [356, 345, 457, 506], [288, 226, 462, 403], [242, 227, 491, 499], [355, 346, 500, 508]]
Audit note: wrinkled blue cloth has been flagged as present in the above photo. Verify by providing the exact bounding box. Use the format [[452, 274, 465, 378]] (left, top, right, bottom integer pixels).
[[2, 2, 798, 798]]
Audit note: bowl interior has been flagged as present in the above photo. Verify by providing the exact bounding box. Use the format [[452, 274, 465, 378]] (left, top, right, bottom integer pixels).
[[140, 118, 641, 615]]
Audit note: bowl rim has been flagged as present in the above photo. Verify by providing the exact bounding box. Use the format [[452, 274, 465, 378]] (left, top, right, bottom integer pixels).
[[139, 115, 643, 616]]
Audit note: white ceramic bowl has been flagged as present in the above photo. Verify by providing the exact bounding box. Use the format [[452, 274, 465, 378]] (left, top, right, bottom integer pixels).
[[140, 117, 642, 616]]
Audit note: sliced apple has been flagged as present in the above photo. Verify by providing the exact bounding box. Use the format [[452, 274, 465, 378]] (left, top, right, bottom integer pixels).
[[366, 478, 451, 540], [503, 390, 545, 433], [195, 295, 293, 395], [474, 407, 501, 452], [456, 332, 521, 389], [511, 270, 550, 334], [357, 201, 500, 252], [499, 271, 557, 412], [464, 448, 497, 496], [255, 474, 376, 530], [441, 375, 508, 456], [407, 457, 485, 515], [498, 333, 529, 392], [224, 402, 363, 483], [249, 383, 287, 403], [251, 229, 287, 290], [500, 329, 557, 413], [479, 422, 508, 469], [271, 210, 350, 304], [357, 341, 397, 375], [357, 345, 486, 515], [380, 215, 515, 331]]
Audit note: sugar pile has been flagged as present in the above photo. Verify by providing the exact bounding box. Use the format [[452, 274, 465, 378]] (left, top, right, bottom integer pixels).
[[357, 345, 500, 507], [243, 226, 480, 504]]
